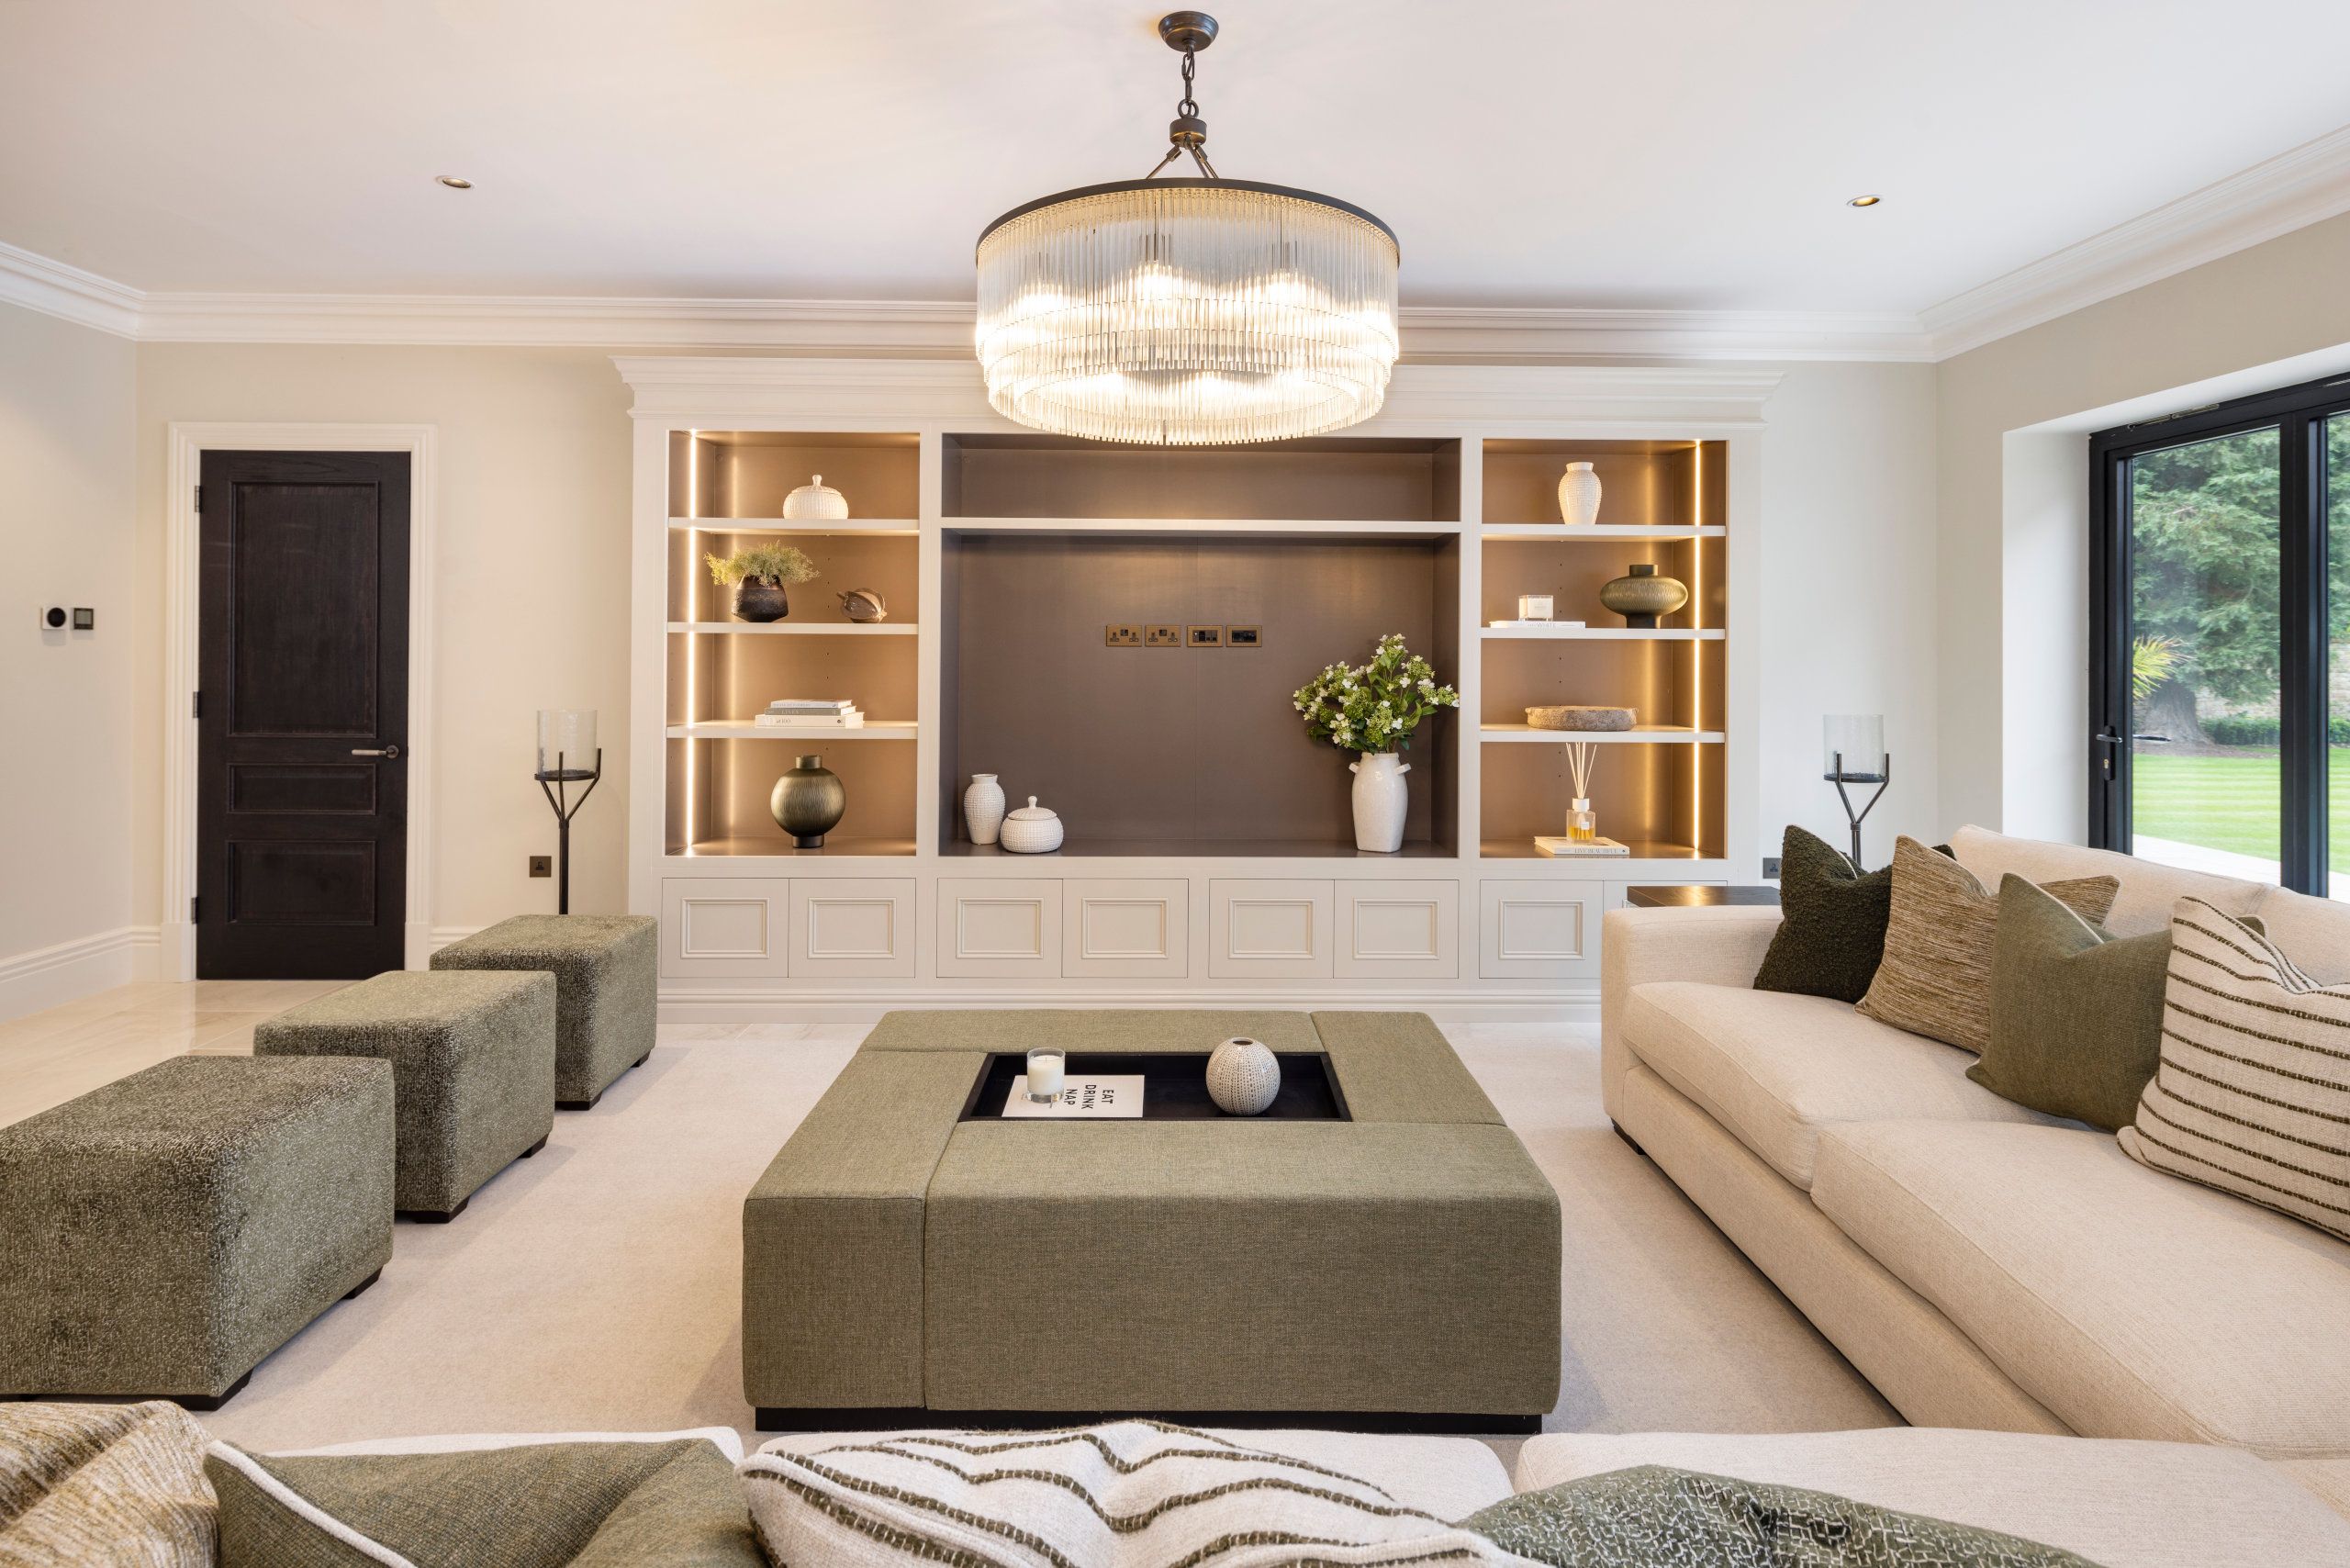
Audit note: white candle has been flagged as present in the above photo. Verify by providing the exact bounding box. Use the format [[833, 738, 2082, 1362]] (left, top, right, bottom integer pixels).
[[1025, 1049, 1065, 1101]]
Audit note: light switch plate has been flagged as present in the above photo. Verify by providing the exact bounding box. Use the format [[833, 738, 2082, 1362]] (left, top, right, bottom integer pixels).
[[1186, 624, 1225, 647], [1145, 624, 1181, 647], [1762, 857, 1781, 879], [1104, 622, 1142, 647], [529, 856, 553, 878]]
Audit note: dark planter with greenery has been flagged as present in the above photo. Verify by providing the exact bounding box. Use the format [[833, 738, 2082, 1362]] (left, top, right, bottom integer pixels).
[[707, 544, 819, 623]]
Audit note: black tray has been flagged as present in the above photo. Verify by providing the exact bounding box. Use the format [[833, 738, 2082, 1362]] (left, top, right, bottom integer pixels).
[[957, 1051, 1350, 1122]]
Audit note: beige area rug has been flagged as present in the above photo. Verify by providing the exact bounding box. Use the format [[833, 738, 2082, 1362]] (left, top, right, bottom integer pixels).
[[195, 1015, 1896, 1461]]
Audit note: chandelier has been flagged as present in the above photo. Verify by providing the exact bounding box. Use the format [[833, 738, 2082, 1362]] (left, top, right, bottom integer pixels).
[[974, 12, 1400, 445]]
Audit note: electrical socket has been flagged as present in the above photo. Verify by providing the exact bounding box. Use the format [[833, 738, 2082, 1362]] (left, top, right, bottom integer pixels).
[[529, 856, 553, 878], [1762, 857, 1781, 879], [1186, 624, 1225, 647], [1104, 622, 1142, 646], [1145, 624, 1181, 647], [1227, 625, 1260, 647]]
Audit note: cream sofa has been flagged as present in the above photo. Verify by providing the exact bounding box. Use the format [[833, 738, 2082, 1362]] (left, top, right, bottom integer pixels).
[[1602, 824, 2350, 1518]]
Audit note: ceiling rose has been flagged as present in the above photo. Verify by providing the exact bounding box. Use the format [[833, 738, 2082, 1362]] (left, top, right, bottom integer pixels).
[[974, 12, 1400, 445]]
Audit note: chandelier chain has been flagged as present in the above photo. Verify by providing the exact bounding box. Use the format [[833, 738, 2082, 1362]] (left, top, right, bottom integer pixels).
[[1177, 47, 1198, 120]]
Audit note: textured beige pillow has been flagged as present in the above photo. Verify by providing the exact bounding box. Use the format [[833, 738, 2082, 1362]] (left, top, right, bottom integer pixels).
[[0, 1401, 213, 1568], [1857, 836, 2119, 1053], [2121, 897, 2350, 1244]]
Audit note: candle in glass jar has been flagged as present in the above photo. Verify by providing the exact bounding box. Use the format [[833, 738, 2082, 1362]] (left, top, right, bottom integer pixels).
[[1025, 1048, 1065, 1102]]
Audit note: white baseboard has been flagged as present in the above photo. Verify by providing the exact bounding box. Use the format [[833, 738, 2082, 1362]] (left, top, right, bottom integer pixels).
[[0, 925, 159, 1024], [424, 924, 480, 960]]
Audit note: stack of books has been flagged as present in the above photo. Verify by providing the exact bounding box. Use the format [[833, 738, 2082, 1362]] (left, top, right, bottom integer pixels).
[[754, 699, 864, 730]]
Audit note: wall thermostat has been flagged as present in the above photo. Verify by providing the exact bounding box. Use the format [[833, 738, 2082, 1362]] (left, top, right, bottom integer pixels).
[[73, 608, 95, 631]]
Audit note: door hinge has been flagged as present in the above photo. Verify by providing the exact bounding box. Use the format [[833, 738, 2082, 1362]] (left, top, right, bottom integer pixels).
[[189, 895, 200, 922]]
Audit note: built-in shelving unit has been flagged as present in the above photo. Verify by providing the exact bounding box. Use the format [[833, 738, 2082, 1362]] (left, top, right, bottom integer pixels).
[[623, 359, 1766, 1011]]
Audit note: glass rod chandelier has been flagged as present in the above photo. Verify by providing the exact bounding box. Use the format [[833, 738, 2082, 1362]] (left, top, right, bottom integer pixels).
[[974, 12, 1400, 445]]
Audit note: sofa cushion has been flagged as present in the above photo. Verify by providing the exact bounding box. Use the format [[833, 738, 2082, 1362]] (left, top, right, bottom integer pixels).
[[1751, 825, 1919, 1004], [1859, 837, 2119, 1055], [0, 1401, 213, 1568], [1813, 1120, 2350, 1458], [757, 1428, 1514, 1520], [740, 1420, 1516, 1567], [2120, 897, 2350, 1243], [1623, 983, 2067, 1190], [1511, 1428, 2350, 1568]]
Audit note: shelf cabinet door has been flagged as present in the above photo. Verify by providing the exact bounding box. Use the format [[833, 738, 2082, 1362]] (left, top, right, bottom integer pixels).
[[1208, 879, 1334, 980], [1478, 879, 1601, 980], [936, 878, 1061, 978], [659, 877, 789, 979], [790, 878, 916, 979], [1062, 879, 1189, 979], [1337, 880, 1460, 980]]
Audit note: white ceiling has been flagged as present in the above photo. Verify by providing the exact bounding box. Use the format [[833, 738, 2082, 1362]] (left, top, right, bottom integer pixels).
[[4, 0, 2348, 315]]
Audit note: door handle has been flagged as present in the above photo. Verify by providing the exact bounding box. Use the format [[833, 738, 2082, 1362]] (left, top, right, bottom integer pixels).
[[351, 745, 402, 760]]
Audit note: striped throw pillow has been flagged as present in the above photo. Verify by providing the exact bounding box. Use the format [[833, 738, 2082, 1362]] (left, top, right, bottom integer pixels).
[[2120, 897, 2350, 1243], [738, 1420, 1517, 1567]]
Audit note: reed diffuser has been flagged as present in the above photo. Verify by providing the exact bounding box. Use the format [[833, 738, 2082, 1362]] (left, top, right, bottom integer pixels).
[[1564, 741, 1599, 845]]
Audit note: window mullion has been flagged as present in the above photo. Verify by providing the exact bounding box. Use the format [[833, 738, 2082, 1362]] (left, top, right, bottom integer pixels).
[[2279, 413, 2324, 893]]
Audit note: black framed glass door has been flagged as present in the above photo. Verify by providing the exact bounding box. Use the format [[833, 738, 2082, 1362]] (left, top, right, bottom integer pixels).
[[2090, 371, 2348, 897]]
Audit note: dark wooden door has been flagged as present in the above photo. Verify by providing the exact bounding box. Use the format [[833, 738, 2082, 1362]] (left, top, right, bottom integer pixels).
[[198, 451, 410, 979]]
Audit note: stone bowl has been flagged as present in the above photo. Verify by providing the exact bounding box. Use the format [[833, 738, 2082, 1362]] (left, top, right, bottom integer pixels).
[[1525, 706, 1637, 732]]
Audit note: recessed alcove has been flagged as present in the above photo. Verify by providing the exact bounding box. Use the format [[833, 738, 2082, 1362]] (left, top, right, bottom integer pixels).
[[943, 434, 1462, 522], [939, 531, 1461, 856]]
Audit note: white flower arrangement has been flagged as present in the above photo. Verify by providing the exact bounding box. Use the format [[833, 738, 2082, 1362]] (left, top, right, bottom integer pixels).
[[1292, 633, 1460, 756]]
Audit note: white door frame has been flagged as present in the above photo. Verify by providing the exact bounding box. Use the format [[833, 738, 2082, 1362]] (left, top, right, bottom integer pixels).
[[162, 423, 439, 980]]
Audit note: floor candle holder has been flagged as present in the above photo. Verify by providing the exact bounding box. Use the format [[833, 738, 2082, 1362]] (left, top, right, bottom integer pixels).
[[535, 710, 602, 914], [1822, 714, 1890, 870]]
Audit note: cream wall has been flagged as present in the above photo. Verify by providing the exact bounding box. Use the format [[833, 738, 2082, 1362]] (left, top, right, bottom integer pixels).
[[1934, 209, 2350, 835], [130, 346, 635, 940], [0, 301, 138, 1012]]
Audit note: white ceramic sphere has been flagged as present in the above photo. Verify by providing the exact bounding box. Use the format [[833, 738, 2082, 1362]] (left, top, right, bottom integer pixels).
[[1206, 1037, 1281, 1115]]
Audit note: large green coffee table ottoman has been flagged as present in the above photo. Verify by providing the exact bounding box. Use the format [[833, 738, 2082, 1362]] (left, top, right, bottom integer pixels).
[[744, 1010, 1561, 1432], [0, 1057, 394, 1409], [431, 914, 655, 1109], [255, 969, 556, 1222]]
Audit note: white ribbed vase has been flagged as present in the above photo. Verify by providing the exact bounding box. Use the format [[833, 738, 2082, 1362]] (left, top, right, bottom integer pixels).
[[962, 774, 1006, 846], [1206, 1037, 1281, 1116], [1348, 751, 1411, 854], [1558, 462, 1602, 526]]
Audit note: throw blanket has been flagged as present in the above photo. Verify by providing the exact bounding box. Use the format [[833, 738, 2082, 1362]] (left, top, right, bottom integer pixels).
[[1463, 1465, 2103, 1568]]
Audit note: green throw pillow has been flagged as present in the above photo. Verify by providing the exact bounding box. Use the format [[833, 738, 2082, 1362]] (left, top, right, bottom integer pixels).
[[1970, 875, 2232, 1132], [1754, 826, 1949, 1004], [204, 1437, 764, 1568], [1462, 1463, 2098, 1567]]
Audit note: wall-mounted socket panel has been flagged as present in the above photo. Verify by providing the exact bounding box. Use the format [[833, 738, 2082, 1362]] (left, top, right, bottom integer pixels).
[[1762, 857, 1782, 879], [1227, 625, 1261, 647], [529, 856, 553, 878], [1103, 623, 1142, 647], [1186, 625, 1224, 647], [1145, 624, 1181, 647]]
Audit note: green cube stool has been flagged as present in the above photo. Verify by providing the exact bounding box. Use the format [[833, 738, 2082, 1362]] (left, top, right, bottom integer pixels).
[[0, 1057, 394, 1409], [431, 914, 656, 1110], [256, 970, 556, 1223]]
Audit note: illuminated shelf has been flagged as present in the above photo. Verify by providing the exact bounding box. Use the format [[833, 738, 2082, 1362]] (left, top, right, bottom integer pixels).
[[1479, 724, 1724, 744], [1481, 626, 1724, 641], [944, 517, 1457, 540], [1481, 524, 1725, 541], [666, 721, 918, 740], [671, 835, 918, 858], [666, 622, 916, 635], [1477, 839, 1720, 862], [668, 516, 918, 537]]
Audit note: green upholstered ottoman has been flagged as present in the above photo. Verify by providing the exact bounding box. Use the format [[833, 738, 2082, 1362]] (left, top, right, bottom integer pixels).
[[0, 1057, 394, 1408], [745, 1010, 1561, 1430], [255, 969, 555, 1222], [431, 914, 655, 1109]]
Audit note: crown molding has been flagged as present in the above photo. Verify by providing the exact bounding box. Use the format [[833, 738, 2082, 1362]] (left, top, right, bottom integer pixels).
[[1923, 122, 2350, 360], [0, 239, 143, 337]]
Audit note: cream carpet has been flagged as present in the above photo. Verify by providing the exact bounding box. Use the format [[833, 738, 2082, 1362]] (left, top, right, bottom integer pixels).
[[168, 1011, 1897, 1462]]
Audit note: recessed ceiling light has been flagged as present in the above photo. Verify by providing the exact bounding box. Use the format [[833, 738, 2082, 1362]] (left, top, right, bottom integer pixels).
[[436, 175, 473, 190], [1847, 194, 1882, 207]]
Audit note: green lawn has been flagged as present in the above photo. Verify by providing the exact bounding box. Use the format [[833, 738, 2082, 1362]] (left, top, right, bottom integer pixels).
[[2132, 748, 2350, 875]]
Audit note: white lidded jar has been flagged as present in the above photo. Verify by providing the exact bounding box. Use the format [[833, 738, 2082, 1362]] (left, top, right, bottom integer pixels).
[[780, 474, 849, 521], [963, 774, 1007, 846], [1557, 461, 1602, 527], [998, 796, 1064, 854]]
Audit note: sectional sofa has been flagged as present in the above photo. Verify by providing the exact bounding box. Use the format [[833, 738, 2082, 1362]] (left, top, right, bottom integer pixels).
[[1602, 824, 2350, 1518]]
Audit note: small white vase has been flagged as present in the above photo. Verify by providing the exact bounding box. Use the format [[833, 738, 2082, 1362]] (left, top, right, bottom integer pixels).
[[1557, 461, 1602, 526], [963, 774, 1005, 846], [1348, 751, 1411, 854]]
